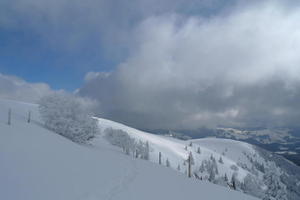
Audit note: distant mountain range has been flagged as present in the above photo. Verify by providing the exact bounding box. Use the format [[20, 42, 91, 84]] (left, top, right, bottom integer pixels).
[[149, 127, 300, 166]]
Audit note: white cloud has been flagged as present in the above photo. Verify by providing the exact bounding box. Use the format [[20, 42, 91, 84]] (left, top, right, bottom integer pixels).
[[79, 1, 300, 130], [0, 73, 55, 103]]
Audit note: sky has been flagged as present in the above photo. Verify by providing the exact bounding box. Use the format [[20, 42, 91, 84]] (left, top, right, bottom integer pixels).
[[1, 0, 300, 130]]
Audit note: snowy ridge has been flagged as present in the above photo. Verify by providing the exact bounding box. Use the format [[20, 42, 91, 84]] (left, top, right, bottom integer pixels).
[[93, 117, 300, 200], [0, 99, 258, 200]]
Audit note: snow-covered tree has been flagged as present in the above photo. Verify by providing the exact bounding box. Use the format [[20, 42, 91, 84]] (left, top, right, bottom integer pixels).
[[231, 174, 237, 190], [230, 164, 239, 171], [197, 147, 201, 154], [263, 162, 288, 200], [219, 157, 224, 164], [136, 140, 150, 160], [144, 141, 150, 160], [188, 152, 195, 165], [199, 162, 205, 173], [224, 173, 228, 182], [187, 152, 195, 178], [208, 168, 215, 182], [104, 128, 150, 159], [166, 159, 171, 167], [241, 174, 264, 198], [39, 93, 98, 143], [104, 128, 135, 154]]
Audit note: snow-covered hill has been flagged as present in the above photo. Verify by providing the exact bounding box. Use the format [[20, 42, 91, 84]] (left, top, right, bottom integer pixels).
[[216, 127, 295, 144], [93, 117, 300, 200], [0, 99, 258, 200]]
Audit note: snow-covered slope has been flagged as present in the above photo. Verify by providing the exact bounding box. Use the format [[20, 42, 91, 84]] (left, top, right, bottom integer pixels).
[[93, 117, 300, 200], [0, 99, 258, 200]]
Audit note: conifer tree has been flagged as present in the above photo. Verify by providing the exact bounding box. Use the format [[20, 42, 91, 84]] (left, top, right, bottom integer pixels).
[[219, 156, 224, 164], [231, 175, 236, 190], [224, 173, 228, 182], [197, 147, 201, 154]]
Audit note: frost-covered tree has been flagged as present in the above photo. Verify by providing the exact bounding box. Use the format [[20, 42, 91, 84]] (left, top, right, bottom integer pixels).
[[210, 154, 216, 161], [187, 152, 195, 178], [263, 162, 288, 200], [39, 93, 98, 143], [208, 168, 215, 182], [199, 162, 205, 173], [219, 157, 224, 164], [166, 159, 171, 167], [104, 128, 135, 154], [224, 173, 228, 182], [144, 141, 150, 160], [231, 174, 237, 190], [136, 140, 150, 160], [241, 174, 264, 198], [104, 128, 150, 159], [230, 164, 239, 171], [197, 147, 201, 154], [188, 152, 195, 165]]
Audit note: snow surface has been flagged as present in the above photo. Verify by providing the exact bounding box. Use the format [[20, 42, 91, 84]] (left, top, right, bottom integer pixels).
[[93, 117, 255, 181], [0, 99, 258, 200], [93, 116, 300, 200]]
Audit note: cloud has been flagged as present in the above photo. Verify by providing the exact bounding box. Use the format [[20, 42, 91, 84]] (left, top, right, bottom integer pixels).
[[79, 1, 300, 130], [0, 0, 246, 58], [0, 73, 55, 103]]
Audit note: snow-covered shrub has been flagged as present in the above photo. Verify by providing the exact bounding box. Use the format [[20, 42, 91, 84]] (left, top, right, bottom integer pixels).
[[104, 128, 135, 154], [198, 159, 219, 182], [104, 128, 150, 159], [39, 93, 98, 143], [230, 164, 239, 171], [218, 157, 224, 164], [241, 174, 264, 198], [263, 162, 288, 200]]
